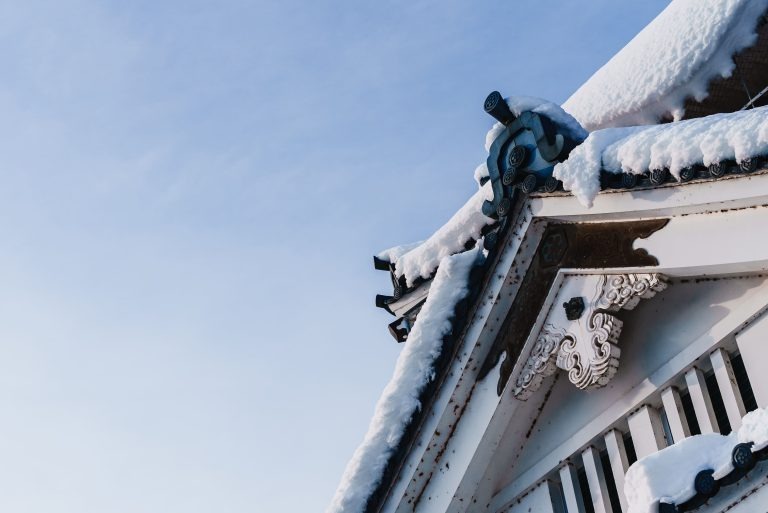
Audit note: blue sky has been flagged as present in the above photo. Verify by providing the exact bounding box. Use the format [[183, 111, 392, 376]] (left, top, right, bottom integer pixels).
[[0, 1, 670, 511]]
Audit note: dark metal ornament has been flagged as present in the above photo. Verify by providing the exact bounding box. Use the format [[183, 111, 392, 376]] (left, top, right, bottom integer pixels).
[[507, 145, 528, 168], [496, 197, 512, 218], [650, 168, 668, 185], [621, 173, 637, 189], [483, 230, 498, 251], [740, 157, 758, 173], [503, 168, 517, 186], [693, 469, 719, 497], [709, 162, 726, 178], [732, 443, 756, 471], [679, 167, 695, 182], [563, 297, 585, 320], [520, 174, 538, 194], [543, 176, 560, 193], [484, 91, 515, 125]]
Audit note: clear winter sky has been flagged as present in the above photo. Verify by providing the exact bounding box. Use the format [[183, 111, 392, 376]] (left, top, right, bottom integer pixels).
[[0, 1, 670, 512]]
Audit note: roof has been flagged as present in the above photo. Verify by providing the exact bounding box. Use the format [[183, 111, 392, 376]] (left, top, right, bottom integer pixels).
[[328, 2, 768, 512], [563, 0, 768, 131]]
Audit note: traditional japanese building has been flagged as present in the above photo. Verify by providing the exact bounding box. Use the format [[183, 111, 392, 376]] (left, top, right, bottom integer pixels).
[[329, 1, 768, 512]]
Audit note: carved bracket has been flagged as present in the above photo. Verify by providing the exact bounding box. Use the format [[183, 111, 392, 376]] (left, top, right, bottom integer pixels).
[[513, 273, 667, 399]]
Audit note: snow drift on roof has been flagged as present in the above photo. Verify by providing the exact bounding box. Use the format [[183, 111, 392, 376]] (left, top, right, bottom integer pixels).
[[563, 0, 768, 131], [377, 241, 424, 264], [554, 105, 768, 207], [625, 407, 768, 513], [326, 247, 481, 513], [386, 182, 494, 287]]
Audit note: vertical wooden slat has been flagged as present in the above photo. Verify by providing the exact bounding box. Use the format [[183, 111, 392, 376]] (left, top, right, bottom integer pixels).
[[661, 386, 691, 443], [710, 348, 746, 430], [736, 314, 768, 408], [627, 405, 666, 459], [559, 463, 586, 513], [604, 430, 628, 512], [685, 367, 719, 434], [582, 446, 614, 513]]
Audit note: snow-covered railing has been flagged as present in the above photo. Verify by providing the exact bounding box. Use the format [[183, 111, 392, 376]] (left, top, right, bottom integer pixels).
[[626, 408, 768, 513], [502, 344, 762, 513]]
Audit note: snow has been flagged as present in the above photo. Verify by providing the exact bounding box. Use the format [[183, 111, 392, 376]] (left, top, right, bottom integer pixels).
[[563, 0, 768, 131], [624, 433, 735, 512], [326, 247, 481, 513], [738, 407, 768, 450], [484, 96, 588, 153], [473, 162, 489, 186], [625, 406, 768, 513], [554, 106, 768, 207], [387, 183, 494, 287], [377, 241, 424, 264]]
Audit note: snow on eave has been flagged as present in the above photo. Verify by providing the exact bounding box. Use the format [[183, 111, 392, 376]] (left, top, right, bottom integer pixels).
[[563, 0, 768, 132], [386, 182, 494, 288], [554, 106, 768, 207], [326, 247, 481, 513]]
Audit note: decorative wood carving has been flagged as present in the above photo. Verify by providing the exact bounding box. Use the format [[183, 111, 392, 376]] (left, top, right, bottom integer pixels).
[[514, 325, 568, 400], [513, 273, 667, 399]]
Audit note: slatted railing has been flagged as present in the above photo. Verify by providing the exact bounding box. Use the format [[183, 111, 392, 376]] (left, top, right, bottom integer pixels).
[[506, 346, 759, 513]]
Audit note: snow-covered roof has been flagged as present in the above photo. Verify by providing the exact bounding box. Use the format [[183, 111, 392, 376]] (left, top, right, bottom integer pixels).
[[333, 4, 768, 512], [563, 0, 768, 131], [327, 247, 481, 513], [554, 105, 768, 207], [379, 183, 494, 288]]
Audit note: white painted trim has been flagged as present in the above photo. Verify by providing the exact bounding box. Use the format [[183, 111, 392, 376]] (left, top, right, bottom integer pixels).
[[628, 405, 666, 460], [531, 170, 768, 221], [685, 367, 719, 434], [660, 386, 691, 443], [559, 463, 586, 513], [604, 429, 629, 512], [582, 446, 614, 513], [709, 348, 746, 430]]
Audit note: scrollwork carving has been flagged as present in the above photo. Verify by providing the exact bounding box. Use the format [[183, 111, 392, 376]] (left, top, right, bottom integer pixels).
[[513, 273, 667, 399], [513, 325, 567, 400]]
